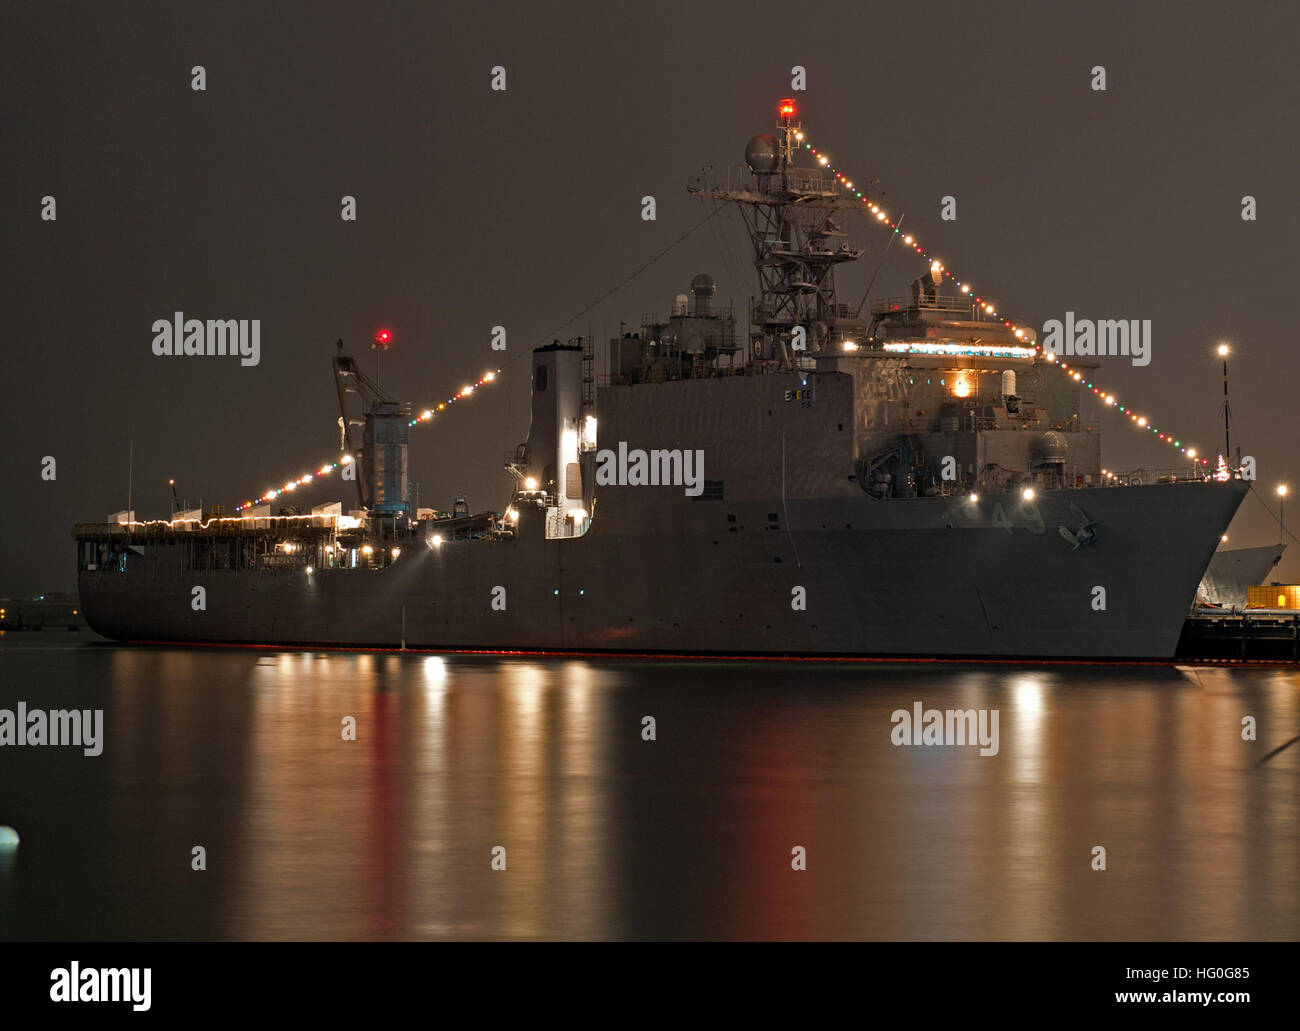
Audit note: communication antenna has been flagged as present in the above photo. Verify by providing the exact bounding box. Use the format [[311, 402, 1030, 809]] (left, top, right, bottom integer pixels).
[[688, 98, 865, 358], [855, 212, 904, 318], [372, 328, 392, 389]]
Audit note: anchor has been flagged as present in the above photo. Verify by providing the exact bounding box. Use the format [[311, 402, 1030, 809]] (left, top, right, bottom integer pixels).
[[1057, 502, 1100, 550]]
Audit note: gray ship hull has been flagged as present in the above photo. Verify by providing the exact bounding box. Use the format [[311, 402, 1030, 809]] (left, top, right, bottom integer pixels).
[[78, 480, 1246, 659], [1196, 543, 1286, 609]]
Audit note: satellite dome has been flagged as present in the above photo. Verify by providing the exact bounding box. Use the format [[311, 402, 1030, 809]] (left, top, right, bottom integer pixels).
[[690, 273, 716, 297], [1034, 431, 1070, 461], [745, 134, 779, 174]]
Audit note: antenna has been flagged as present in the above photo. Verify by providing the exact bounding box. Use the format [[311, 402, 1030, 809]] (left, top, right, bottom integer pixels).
[[1218, 343, 1232, 467], [855, 212, 904, 318], [372, 328, 393, 390]]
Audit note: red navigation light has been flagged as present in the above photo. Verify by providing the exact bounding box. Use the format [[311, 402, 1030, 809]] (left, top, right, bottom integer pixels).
[[779, 99, 797, 119], [373, 328, 392, 349]]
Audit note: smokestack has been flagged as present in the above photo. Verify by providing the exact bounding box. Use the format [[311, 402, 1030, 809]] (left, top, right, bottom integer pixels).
[[524, 342, 584, 510]]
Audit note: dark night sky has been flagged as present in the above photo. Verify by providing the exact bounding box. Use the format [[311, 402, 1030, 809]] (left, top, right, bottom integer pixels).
[[3, 0, 1298, 595]]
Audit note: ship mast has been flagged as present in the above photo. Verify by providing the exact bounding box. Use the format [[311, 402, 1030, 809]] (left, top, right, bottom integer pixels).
[[688, 99, 864, 361]]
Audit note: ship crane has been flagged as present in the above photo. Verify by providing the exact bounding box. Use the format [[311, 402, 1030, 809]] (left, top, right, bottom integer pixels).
[[332, 339, 411, 518]]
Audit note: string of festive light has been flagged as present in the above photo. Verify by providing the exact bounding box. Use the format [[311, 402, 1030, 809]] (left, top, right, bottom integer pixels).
[[803, 140, 1030, 339], [800, 132, 1213, 468], [235, 367, 503, 511], [408, 369, 500, 427], [1056, 358, 1210, 468]]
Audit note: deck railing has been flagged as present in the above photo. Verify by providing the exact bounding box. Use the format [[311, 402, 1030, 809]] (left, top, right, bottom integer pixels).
[[1099, 467, 1221, 486]]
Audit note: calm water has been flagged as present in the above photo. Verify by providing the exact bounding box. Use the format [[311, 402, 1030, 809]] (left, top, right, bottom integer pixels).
[[1, 632, 1297, 940]]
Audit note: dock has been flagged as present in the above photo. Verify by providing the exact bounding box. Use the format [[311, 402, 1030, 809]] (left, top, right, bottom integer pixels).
[[1177, 610, 1300, 663]]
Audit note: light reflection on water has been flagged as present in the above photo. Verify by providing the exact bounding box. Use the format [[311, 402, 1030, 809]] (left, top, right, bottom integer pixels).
[[0, 635, 1297, 940]]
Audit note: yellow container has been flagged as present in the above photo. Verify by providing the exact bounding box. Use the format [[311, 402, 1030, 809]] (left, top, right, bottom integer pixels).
[[1247, 585, 1300, 609]]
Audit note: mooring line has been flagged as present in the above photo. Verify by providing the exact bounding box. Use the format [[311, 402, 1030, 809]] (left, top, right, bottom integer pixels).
[[1256, 732, 1300, 766]]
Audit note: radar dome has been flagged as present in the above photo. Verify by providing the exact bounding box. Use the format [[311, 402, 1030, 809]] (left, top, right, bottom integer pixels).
[[1034, 431, 1070, 461], [745, 134, 779, 174], [690, 273, 716, 297]]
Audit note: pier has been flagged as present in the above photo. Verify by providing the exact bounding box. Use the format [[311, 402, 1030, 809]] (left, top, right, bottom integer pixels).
[[1177, 610, 1300, 663]]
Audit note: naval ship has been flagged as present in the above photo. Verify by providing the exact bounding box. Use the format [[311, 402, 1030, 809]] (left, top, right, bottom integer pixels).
[[74, 102, 1246, 659]]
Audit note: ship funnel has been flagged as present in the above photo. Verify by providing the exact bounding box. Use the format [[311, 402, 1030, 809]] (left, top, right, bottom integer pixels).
[[524, 342, 584, 513]]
